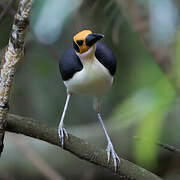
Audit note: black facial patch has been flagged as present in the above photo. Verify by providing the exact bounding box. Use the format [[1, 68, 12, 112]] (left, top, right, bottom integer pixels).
[[73, 40, 80, 53], [77, 40, 83, 46]]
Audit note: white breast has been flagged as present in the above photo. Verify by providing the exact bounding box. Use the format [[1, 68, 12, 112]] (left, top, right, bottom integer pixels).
[[64, 55, 113, 98]]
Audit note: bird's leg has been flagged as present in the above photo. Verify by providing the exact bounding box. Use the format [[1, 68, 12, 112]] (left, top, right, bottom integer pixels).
[[58, 93, 71, 147], [97, 112, 120, 171]]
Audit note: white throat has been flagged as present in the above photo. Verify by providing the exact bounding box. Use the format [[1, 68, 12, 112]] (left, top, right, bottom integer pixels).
[[76, 45, 96, 62], [64, 44, 113, 97]]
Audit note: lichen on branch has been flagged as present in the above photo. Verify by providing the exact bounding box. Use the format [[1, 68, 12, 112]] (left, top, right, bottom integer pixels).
[[0, 0, 33, 155]]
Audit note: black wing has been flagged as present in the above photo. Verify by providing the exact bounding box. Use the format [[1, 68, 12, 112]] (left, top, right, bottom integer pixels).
[[59, 48, 83, 81], [95, 42, 117, 76]]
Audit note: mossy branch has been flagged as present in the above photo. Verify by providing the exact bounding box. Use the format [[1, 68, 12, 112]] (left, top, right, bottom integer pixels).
[[6, 113, 162, 180]]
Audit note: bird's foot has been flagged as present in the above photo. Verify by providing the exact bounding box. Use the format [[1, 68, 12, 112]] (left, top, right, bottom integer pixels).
[[106, 141, 120, 172], [58, 124, 68, 147]]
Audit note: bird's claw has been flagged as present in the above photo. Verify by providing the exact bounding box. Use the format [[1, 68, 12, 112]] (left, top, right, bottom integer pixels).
[[106, 142, 120, 172], [58, 125, 68, 147]]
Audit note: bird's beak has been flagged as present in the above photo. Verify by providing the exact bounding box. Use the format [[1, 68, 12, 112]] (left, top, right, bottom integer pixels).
[[86, 33, 104, 47]]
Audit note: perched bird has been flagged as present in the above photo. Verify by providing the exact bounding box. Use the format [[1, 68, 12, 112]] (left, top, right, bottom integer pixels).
[[58, 30, 119, 170]]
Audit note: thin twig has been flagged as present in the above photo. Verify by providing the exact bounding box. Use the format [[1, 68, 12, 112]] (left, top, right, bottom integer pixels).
[[9, 134, 65, 180], [6, 113, 162, 180], [134, 136, 180, 155], [0, 0, 33, 155]]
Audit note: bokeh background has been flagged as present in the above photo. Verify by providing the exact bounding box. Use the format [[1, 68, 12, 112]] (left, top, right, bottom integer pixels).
[[1, 0, 180, 179]]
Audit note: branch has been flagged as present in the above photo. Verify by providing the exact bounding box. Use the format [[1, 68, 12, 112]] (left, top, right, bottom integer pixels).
[[116, 0, 179, 91], [0, 0, 33, 155], [6, 113, 162, 180], [116, 0, 171, 72], [134, 136, 180, 155]]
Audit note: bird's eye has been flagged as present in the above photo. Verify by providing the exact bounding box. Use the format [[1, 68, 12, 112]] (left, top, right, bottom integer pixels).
[[73, 40, 80, 52], [77, 40, 83, 46]]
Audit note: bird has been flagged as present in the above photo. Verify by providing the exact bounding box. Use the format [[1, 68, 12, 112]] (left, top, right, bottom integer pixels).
[[58, 29, 119, 170]]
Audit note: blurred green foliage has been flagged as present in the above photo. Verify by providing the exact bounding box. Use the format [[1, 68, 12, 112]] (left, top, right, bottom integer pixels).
[[1, 0, 180, 179]]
